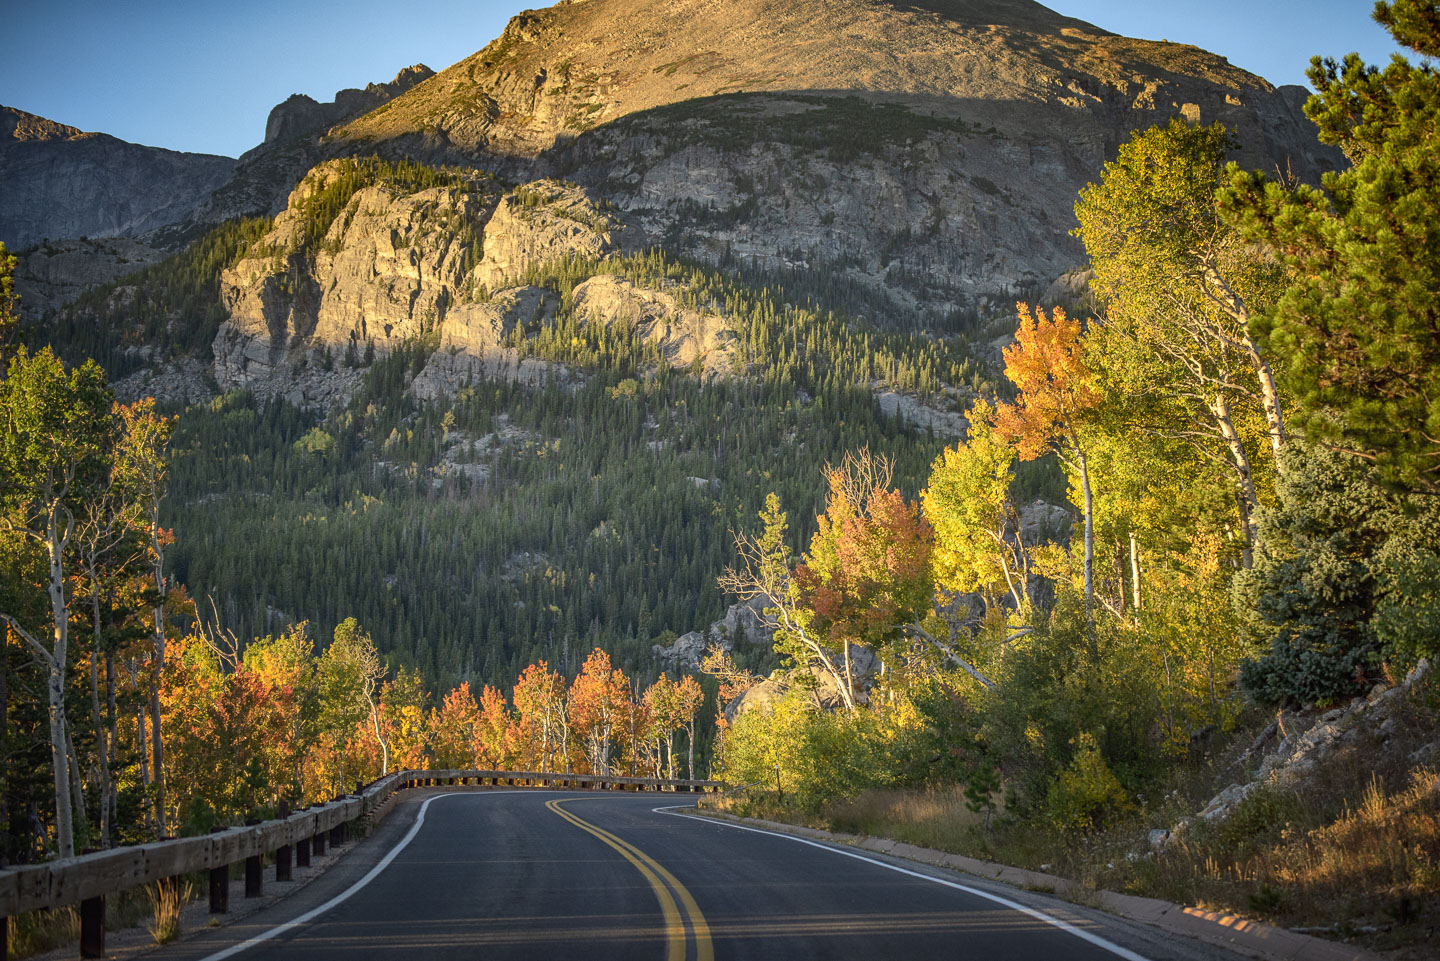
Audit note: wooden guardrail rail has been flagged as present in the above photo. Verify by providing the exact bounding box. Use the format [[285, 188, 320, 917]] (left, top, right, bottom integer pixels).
[[0, 769, 723, 959]]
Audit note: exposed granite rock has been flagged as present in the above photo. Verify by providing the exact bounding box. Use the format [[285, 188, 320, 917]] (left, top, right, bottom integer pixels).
[[14, 237, 166, 319], [1019, 500, 1071, 546], [110, 357, 216, 406], [13, 1, 1346, 335], [473, 180, 620, 290], [1168, 659, 1435, 839], [655, 596, 775, 671], [653, 632, 712, 672], [723, 644, 882, 721], [0, 105, 235, 250], [874, 389, 970, 438], [412, 287, 570, 400], [571, 274, 734, 375], [149, 66, 437, 246], [213, 166, 621, 408]]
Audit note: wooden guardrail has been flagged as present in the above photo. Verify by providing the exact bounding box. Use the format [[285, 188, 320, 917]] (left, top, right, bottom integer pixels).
[[0, 769, 723, 959]]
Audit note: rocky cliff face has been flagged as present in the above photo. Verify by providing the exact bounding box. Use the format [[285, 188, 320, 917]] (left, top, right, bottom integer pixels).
[[0, 106, 236, 251], [314, 0, 1339, 319], [13, 237, 166, 318], [213, 162, 729, 407]]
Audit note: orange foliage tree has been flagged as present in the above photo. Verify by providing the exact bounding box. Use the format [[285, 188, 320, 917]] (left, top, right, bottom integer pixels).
[[512, 661, 568, 772], [431, 682, 481, 769], [993, 304, 1103, 628], [570, 649, 630, 776], [792, 450, 933, 705], [474, 684, 518, 769]]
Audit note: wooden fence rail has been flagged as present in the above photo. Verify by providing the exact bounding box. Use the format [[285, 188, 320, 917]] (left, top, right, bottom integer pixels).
[[0, 769, 723, 959]]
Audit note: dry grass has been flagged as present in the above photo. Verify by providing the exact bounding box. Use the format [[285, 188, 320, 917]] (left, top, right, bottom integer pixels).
[[4, 878, 178, 959], [145, 879, 195, 945], [7, 907, 80, 960], [1120, 769, 1440, 945], [827, 785, 995, 853]]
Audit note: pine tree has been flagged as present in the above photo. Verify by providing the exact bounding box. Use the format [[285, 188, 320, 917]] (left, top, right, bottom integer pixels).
[[1220, 0, 1440, 493]]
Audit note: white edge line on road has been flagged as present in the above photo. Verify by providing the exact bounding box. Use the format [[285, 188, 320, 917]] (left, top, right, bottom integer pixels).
[[653, 805, 1153, 961], [196, 792, 464, 961]]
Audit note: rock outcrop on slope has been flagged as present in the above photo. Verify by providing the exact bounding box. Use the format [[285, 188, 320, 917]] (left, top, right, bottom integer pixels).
[[0, 106, 236, 251], [654, 596, 775, 671], [1150, 659, 1438, 852], [13, 237, 166, 319], [212, 163, 738, 407]]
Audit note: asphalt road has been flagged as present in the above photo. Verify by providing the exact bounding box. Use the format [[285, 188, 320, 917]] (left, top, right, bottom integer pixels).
[[155, 790, 1247, 961]]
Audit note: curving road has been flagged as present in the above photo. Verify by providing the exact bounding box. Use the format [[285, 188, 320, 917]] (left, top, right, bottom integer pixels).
[[156, 790, 1243, 961]]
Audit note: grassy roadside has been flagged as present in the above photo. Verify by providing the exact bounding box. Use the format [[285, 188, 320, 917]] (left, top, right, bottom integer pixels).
[[703, 672, 1440, 958]]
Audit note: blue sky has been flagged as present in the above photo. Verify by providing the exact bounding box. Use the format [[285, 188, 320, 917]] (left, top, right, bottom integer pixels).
[[2, 0, 1406, 158]]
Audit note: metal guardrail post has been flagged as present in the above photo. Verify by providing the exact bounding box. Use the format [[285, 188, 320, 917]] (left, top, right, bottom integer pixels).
[[79, 894, 104, 958]]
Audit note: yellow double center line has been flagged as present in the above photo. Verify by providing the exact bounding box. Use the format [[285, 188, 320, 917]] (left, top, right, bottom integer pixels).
[[546, 798, 713, 961]]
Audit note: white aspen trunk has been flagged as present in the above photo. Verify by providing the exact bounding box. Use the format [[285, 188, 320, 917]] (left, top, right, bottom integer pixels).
[[1210, 391, 1260, 566], [687, 720, 696, 780], [47, 663, 74, 857], [368, 698, 389, 776], [105, 654, 117, 838], [1238, 332, 1287, 466], [88, 594, 111, 848], [150, 533, 166, 836], [993, 528, 1025, 610], [45, 514, 76, 858], [136, 706, 151, 834], [66, 726, 86, 841], [772, 606, 855, 711], [1129, 533, 1142, 615], [1075, 443, 1096, 646]]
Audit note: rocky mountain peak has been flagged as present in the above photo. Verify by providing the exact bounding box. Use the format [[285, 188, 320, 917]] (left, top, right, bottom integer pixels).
[[2, 106, 87, 144], [262, 64, 436, 147], [330, 0, 1307, 170]]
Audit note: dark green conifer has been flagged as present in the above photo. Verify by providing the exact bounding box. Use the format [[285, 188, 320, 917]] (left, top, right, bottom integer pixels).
[[1220, 0, 1440, 493]]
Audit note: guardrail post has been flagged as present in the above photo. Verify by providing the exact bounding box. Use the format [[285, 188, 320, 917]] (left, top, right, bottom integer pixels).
[[244, 819, 263, 897], [245, 853, 263, 897], [296, 833, 311, 867], [313, 828, 326, 855], [79, 894, 105, 958], [275, 800, 293, 881], [208, 826, 229, 913]]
